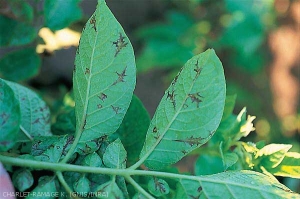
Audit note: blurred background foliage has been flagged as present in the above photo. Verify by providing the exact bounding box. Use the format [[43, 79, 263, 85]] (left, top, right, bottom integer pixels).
[[0, 0, 299, 189]]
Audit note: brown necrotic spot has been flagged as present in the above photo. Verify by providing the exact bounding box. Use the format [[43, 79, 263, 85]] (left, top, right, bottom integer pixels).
[[97, 104, 103, 109], [111, 105, 121, 114], [113, 33, 128, 57], [85, 68, 90, 75], [188, 92, 204, 108], [90, 14, 97, 32], [112, 66, 127, 85], [98, 93, 107, 101]]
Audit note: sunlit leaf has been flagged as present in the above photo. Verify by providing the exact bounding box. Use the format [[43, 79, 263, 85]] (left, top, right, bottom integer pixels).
[[0, 79, 20, 151], [175, 170, 298, 199], [256, 144, 292, 169], [0, 48, 41, 81], [73, 0, 136, 142], [268, 152, 300, 179], [44, 0, 82, 31], [139, 49, 226, 170]]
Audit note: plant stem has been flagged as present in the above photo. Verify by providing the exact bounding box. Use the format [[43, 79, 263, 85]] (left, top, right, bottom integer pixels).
[[0, 155, 202, 182], [60, 133, 80, 163], [20, 126, 33, 141], [124, 176, 155, 199], [56, 171, 81, 199]]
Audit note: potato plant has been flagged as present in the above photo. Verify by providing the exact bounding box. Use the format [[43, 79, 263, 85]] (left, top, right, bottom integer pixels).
[[0, 1, 299, 198]]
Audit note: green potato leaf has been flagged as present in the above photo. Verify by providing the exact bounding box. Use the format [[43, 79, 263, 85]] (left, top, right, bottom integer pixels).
[[148, 177, 170, 197], [0, 48, 41, 81], [195, 155, 224, 175], [7, 0, 34, 23], [12, 169, 34, 192], [73, 175, 90, 194], [95, 181, 124, 199], [44, 0, 82, 31], [221, 94, 237, 121], [175, 170, 298, 199], [73, 0, 136, 142], [27, 176, 58, 199], [0, 16, 37, 47], [0, 79, 20, 151], [103, 139, 126, 169], [138, 49, 226, 170], [114, 95, 150, 166], [82, 152, 103, 167], [5, 80, 52, 142]]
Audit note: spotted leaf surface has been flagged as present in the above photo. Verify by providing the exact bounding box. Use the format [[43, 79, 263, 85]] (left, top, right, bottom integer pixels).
[[73, 0, 136, 142], [139, 49, 226, 170], [5, 81, 52, 142], [175, 170, 298, 199], [0, 79, 20, 151]]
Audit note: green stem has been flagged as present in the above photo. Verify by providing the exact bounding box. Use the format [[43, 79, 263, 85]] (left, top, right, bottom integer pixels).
[[56, 171, 81, 199], [20, 126, 33, 141], [124, 176, 155, 199], [0, 155, 202, 182], [60, 133, 80, 163]]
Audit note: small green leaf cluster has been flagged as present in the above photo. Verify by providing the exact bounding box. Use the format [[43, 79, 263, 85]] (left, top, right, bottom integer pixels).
[[0, 0, 82, 81], [0, 1, 299, 199]]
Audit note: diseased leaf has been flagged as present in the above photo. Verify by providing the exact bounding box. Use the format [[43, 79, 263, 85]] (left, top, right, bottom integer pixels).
[[12, 169, 34, 191], [103, 139, 126, 169], [0, 16, 37, 47], [175, 170, 298, 199], [114, 95, 150, 166], [267, 152, 300, 179], [0, 79, 20, 151], [95, 181, 124, 199], [44, 0, 82, 31], [73, 0, 136, 142], [5, 80, 52, 141], [148, 177, 170, 197], [139, 49, 226, 170], [256, 144, 292, 169], [0, 48, 41, 81], [27, 176, 58, 199]]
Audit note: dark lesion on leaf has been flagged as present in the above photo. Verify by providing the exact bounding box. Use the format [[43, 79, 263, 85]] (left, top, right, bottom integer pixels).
[[174, 136, 204, 147], [85, 68, 90, 75], [83, 114, 87, 129], [90, 14, 97, 32], [98, 92, 107, 102], [153, 177, 167, 194], [181, 150, 188, 155], [97, 104, 103, 109], [166, 90, 176, 109], [188, 92, 204, 108], [113, 33, 128, 57], [111, 105, 121, 114], [194, 59, 203, 79], [153, 126, 158, 133], [62, 135, 74, 156], [112, 66, 127, 86]]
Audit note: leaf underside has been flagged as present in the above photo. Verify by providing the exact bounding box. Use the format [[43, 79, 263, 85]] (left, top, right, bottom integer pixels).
[[73, 0, 136, 142], [139, 49, 226, 170]]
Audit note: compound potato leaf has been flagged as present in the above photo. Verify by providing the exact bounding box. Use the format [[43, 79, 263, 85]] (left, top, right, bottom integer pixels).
[[44, 0, 82, 31], [73, 0, 136, 142], [0, 48, 41, 81], [139, 49, 226, 170], [175, 170, 298, 199], [0, 79, 20, 151], [5, 80, 52, 142]]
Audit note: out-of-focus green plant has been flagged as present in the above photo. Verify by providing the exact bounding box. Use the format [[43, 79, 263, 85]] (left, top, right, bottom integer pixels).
[[136, 0, 275, 73], [0, 0, 82, 82]]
